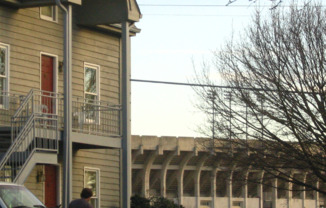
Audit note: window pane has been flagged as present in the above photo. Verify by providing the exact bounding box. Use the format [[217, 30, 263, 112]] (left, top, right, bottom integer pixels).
[[0, 47, 6, 76], [84, 171, 97, 197], [40, 6, 53, 17], [85, 94, 96, 102], [85, 67, 96, 93], [85, 94, 97, 121], [89, 198, 96, 208]]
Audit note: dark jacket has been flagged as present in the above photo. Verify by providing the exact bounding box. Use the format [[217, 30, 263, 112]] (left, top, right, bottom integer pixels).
[[68, 198, 93, 208]]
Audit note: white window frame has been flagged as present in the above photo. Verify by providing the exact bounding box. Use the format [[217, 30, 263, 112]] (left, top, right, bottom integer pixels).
[[84, 63, 100, 124], [0, 43, 10, 110], [84, 167, 100, 208], [40, 6, 58, 22]]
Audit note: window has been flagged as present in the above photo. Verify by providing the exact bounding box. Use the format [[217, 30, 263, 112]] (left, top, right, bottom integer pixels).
[[84, 168, 100, 208], [0, 43, 9, 109], [84, 63, 100, 123], [40, 6, 57, 22]]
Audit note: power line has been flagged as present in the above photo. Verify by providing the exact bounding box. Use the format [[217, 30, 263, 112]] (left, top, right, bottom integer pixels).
[[142, 14, 250, 17], [139, 4, 253, 7], [130, 79, 314, 94], [131, 78, 227, 88], [138, 3, 326, 17], [138, 4, 325, 8], [131, 78, 246, 90]]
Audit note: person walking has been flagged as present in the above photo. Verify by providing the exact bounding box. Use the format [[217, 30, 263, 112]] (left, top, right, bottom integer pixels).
[[68, 188, 93, 208]]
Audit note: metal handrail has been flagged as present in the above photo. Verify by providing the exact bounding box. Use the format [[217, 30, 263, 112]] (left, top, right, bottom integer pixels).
[[1, 89, 122, 137], [72, 96, 122, 137], [0, 88, 123, 181], [13, 116, 58, 183], [0, 91, 25, 127], [0, 89, 59, 182], [12, 89, 33, 118], [72, 96, 122, 110], [0, 115, 35, 174]]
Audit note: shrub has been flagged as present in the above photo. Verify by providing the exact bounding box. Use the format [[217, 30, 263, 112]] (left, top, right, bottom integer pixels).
[[131, 195, 151, 208], [130, 195, 184, 208], [151, 196, 184, 208]]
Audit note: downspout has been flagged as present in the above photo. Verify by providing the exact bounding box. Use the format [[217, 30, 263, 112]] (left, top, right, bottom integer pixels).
[[55, 0, 73, 207], [121, 21, 131, 208]]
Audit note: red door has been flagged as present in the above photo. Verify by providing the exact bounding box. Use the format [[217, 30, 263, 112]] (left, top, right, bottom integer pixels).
[[41, 55, 54, 113], [44, 165, 57, 208]]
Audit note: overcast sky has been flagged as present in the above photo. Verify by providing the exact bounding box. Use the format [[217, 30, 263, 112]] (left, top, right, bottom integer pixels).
[[130, 0, 305, 137]]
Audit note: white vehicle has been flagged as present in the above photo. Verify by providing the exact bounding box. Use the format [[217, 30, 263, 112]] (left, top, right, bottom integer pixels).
[[0, 182, 45, 208]]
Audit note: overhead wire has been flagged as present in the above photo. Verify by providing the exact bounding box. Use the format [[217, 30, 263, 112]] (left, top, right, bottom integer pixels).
[[138, 4, 325, 8], [139, 3, 255, 17], [130, 78, 262, 91], [139, 4, 257, 7], [130, 79, 315, 94], [141, 14, 250, 17], [137, 3, 319, 17]]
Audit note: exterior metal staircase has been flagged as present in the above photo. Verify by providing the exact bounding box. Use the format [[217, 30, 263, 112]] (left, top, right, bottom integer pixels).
[[0, 89, 59, 184]]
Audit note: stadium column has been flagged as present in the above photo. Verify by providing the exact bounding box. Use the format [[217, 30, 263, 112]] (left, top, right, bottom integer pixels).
[[243, 170, 249, 208], [301, 173, 307, 208], [161, 150, 178, 197], [178, 151, 196, 206], [272, 178, 278, 208], [258, 171, 264, 208], [287, 179, 293, 208], [195, 155, 208, 208], [211, 168, 218, 208], [227, 171, 233, 208], [142, 149, 160, 197], [315, 180, 320, 208]]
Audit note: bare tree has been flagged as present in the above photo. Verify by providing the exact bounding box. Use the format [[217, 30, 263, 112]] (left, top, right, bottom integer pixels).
[[193, 2, 326, 194]]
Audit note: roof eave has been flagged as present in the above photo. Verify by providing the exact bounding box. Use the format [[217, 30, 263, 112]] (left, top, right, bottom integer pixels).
[[76, 0, 142, 26]]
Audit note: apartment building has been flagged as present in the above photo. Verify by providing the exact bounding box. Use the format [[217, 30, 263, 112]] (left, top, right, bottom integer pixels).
[[0, 1, 141, 207]]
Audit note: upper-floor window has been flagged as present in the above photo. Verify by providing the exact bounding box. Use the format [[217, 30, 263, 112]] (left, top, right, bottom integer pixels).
[[40, 6, 57, 22], [84, 63, 100, 123], [0, 43, 9, 109], [84, 168, 100, 208]]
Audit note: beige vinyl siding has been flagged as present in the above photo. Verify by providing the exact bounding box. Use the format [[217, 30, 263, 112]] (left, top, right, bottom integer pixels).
[[72, 27, 121, 104], [0, 6, 63, 95], [72, 148, 121, 208], [0, 6, 121, 105], [25, 165, 45, 202]]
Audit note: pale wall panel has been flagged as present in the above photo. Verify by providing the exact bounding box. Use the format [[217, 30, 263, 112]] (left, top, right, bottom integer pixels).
[[72, 148, 121, 208]]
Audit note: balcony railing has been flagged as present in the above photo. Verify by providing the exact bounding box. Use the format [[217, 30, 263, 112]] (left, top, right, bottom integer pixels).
[[72, 96, 121, 137], [0, 90, 121, 137], [0, 92, 25, 127], [0, 89, 59, 182]]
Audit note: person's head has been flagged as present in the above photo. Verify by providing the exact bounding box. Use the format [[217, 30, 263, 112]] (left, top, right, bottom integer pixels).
[[80, 188, 93, 200]]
